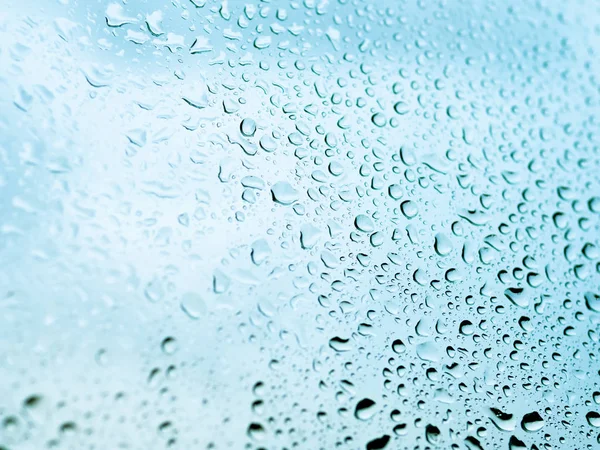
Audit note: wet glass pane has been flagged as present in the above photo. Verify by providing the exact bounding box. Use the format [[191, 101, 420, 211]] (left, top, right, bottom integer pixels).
[[1, 0, 600, 449]]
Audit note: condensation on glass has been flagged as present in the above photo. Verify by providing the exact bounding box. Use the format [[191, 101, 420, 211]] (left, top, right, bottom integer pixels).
[[0, 0, 599, 449]]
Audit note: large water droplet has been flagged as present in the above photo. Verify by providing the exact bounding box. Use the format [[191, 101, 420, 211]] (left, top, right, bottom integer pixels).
[[271, 181, 298, 205]]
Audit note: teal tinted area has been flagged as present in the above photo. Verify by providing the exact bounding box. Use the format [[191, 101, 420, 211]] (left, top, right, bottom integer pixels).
[[1, 0, 599, 449]]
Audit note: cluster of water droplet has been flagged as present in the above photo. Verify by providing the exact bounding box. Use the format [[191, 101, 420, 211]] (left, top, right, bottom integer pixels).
[[0, 0, 599, 449]]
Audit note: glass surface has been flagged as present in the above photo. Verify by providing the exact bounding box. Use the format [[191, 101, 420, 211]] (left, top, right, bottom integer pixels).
[[1, 0, 599, 449]]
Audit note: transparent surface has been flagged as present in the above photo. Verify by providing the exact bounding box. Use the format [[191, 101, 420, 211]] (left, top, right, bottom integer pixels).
[[1, 0, 600, 449]]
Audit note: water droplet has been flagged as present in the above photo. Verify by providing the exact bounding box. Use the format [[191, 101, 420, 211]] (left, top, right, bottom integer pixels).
[[504, 287, 529, 308], [400, 200, 418, 219], [585, 292, 600, 313], [416, 341, 441, 362], [300, 224, 321, 250], [105, 3, 136, 27], [329, 337, 351, 352], [271, 182, 298, 205], [247, 422, 266, 441], [388, 184, 403, 200], [144, 278, 164, 303], [434, 233, 453, 256], [161, 337, 178, 355], [354, 398, 377, 421], [393, 101, 409, 115], [371, 113, 387, 127], [180, 293, 206, 319], [459, 320, 474, 336], [391, 339, 406, 354], [366, 434, 390, 450], [355, 214, 375, 233], [521, 411, 544, 432], [240, 118, 256, 137]]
